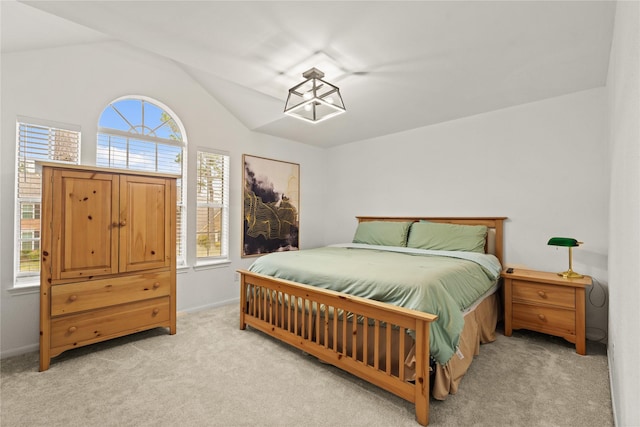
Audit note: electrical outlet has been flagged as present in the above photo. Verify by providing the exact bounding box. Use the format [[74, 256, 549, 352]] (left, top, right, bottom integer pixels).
[[234, 272, 240, 282]]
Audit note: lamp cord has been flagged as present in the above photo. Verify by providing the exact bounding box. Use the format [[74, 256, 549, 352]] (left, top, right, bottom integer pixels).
[[588, 277, 607, 308], [585, 276, 608, 343]]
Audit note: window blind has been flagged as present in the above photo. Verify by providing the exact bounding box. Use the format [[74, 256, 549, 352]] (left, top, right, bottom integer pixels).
[[15, 122, 80, 278]]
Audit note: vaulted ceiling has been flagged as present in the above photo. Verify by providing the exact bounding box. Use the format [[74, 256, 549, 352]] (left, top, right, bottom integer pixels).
[[1, 1, 616, 147]]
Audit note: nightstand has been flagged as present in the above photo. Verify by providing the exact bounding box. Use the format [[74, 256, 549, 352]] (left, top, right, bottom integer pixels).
[[501, 268, 592, 355]]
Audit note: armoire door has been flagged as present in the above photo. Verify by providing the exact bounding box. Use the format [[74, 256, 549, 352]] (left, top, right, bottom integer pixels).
[[51, 169, 119, 280], [119, 174, 174, 273]]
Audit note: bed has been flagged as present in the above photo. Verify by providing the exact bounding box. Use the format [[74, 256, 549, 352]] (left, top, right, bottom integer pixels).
[[238, 216, 506, 426]]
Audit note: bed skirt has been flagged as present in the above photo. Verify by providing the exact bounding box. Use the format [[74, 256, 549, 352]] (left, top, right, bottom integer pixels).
[[431, 292, 499, 399]]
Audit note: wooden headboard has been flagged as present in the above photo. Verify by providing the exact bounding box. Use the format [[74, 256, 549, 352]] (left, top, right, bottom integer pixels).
[[356, 216, 507, 266]]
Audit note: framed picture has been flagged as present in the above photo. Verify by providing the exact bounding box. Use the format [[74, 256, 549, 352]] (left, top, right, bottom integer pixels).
[[242, 154, 300, 257]]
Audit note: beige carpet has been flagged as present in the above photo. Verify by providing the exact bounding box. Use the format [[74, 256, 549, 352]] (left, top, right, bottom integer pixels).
[[1, 303, 613, 426]]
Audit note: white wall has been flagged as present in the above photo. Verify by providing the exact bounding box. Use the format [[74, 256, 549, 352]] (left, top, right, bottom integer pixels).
[[606, 1, 640, 426], [325, 88, 610, 341], [1, 21, 627, 424], [0, 41, 327, 357], [2, 15, 632, 427]]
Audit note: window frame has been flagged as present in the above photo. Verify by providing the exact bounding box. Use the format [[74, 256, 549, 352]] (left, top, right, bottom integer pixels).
[[195, 148, 230, 265]]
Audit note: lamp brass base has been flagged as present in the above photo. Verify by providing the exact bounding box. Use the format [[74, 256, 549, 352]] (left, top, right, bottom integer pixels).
[[558, 269, 584, 279]]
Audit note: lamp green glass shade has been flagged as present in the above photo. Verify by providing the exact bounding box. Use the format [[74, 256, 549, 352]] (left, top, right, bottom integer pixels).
[[547, 237, 580, 247], [547, 237, 584, 278]]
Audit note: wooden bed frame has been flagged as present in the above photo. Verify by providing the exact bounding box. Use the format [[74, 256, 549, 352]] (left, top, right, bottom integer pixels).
[[238, 216, 506, 426]]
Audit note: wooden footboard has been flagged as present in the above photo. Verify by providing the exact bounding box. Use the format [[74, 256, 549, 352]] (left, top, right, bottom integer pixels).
[[238, 270, 438, 426]]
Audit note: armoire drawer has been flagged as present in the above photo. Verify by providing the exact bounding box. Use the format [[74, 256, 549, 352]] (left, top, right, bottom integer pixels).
[[50, 297, 170, 353], [50, 271, 171, 316]]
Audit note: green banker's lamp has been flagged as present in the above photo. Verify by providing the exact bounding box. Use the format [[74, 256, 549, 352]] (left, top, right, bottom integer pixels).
[[547, 237, 584, 279]]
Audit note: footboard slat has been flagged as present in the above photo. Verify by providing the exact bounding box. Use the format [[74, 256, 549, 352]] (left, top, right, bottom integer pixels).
[[374, 320, 380, 370], [315, 304, 321, 345], [332, 311, 338, 351], [307, 300, 313, 340], [239, 270, 438, 426], [352, 317, 358, 361], [363, 316, 369, 366], [386, 324, 392, 374], [293, 295, 298, 335], [342, 312, 348, 356], [399, 327, 406, 380]]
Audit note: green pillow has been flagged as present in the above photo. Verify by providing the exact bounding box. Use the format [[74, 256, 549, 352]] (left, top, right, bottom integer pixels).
[[352, 221, 413, 247], [407, 221, 487, 253]]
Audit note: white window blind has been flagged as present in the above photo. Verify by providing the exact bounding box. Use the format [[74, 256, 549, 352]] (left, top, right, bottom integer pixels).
[[196, 150, 229, 260], [96, 133, 182, 174], [15, 121, 80, 281]]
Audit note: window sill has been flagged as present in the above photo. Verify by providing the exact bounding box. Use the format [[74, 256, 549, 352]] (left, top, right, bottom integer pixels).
[[7, 284, 40, 296], [193, 259, 231, 271], [177, 264, 191, 274]]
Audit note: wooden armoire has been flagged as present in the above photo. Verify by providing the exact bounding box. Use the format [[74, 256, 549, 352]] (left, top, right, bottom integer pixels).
[[39, 163, 177, 371]]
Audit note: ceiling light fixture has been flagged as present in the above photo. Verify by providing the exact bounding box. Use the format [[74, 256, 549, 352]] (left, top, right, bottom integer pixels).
[[284, 68, 346, 123]]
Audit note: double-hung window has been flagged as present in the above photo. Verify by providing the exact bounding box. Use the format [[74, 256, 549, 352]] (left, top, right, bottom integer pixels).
[[196, 150, 230, 262], [15, 119, 80, 286]]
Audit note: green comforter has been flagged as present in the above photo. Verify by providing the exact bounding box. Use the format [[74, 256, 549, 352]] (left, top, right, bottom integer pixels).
[[248, 243, 501, 365]]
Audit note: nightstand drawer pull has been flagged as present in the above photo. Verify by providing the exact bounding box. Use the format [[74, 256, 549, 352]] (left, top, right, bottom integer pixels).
[[68, 295, 78, 302], [68, 326, 77, 333], [538, 314, 546, 321], [537, 291, 547, 298]]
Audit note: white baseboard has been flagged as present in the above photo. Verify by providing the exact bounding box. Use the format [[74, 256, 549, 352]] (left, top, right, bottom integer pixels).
[[1, 299, 240, 360], [1, 343, 39, 359], [178, 297, 240, 314]]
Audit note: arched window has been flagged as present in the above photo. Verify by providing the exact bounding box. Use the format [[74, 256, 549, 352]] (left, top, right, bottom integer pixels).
[[97, 97, 186, 265]]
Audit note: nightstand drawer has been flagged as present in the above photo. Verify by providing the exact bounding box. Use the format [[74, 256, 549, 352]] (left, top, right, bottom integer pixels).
[[512, 303, 575, 334], [512, 280, 575, 309]]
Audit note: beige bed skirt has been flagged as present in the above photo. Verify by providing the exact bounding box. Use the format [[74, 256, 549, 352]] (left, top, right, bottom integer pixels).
[[431, 292, 499, 399]]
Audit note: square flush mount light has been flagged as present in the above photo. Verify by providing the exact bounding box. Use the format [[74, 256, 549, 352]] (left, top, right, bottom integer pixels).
[[284, 67, 346, 123]]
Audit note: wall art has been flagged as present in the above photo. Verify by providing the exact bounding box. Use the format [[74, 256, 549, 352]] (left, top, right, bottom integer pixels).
[[242, 155, 299, 257]]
